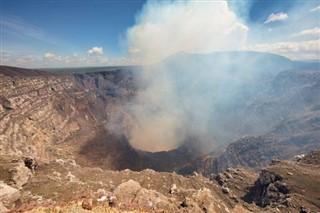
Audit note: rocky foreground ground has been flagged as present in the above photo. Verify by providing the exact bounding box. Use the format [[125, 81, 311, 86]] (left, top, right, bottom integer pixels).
[[0, 151, 319, 213]]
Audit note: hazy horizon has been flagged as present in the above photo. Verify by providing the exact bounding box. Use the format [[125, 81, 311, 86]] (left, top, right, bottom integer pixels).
[[1, 0, 319, 68]]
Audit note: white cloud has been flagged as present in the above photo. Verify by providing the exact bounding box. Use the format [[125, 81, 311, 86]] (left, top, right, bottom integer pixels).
[[87, 46, 103, 55], [264, 12, 288, 24], [245, 39, 320, 60], [310, 5, 320, 12], [293, 27, 320, 37], [1, 52, 39, 65], [126, 0, 248, 63], [2, 51, 134, 68], [43, 52, 57, 59]]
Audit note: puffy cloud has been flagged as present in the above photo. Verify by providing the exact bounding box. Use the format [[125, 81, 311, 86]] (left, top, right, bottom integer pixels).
[[126, 0, 248, 63], [245, 39, 320, 60], [264, 12, 288, 24], [43, 52, 57, 59], [310, 5, 320, 12], [293, 27, 320, 37], [87, 46, 103, 55]]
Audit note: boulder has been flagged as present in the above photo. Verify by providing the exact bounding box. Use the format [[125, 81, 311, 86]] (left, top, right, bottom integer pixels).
[[24, 157, 38, 172], [114, 179, 178, 212], [0, 181, 20, 210], [114, 179, 141, 202], [82, 198, 93, 210], [10, 162, 32, 188]]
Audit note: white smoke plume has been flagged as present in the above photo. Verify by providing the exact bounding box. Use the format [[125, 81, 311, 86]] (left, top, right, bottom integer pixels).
[[107, 1, 282, 153], [126, 0, 248, 63]]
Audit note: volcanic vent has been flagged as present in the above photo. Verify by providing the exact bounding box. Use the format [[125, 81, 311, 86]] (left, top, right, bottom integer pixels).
[[1, 51, 319, 175], [0, 65, 212, 173]]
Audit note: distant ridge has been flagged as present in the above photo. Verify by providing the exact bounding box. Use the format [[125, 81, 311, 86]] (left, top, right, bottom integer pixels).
[[0, 65, 57, 77], [161, 51, 319, 72]]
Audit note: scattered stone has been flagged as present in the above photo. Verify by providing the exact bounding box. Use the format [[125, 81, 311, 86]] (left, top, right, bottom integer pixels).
[[180, 199, 188, 208], [222, 186, 230, 194], [82, 198, 93, 210], [215, 173, 224, 186], [230, 195, 239, 203], [169, 184, 177, 194], [287, 172, 293, 176]]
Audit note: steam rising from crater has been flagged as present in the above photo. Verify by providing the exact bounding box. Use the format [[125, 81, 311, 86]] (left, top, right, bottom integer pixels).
[[108, 1, 264, 152], [126, 0, 248, 63]]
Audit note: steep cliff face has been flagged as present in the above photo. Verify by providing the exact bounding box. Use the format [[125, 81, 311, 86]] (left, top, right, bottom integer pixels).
[[0, 66, 205, 173], [191, 69, 320, 176], [0, 66, 135, 159]]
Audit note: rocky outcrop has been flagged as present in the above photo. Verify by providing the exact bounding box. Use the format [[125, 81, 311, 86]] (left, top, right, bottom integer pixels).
[[242, 157, 320, 212], [245, 169, 290, 207], [1, 151, 317, 213], [10, 161, 32, 188], [0, 181, 21, 211], [114, 179, 178, 212]]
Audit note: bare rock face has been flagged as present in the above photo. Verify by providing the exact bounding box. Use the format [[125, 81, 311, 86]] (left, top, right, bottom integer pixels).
[[242, 158, 320, 212], [248, 169, 289, 207], [114, 179, 178, 212], [0, 66, 136, 161], [23, 157, 38, 172], [0, 181, 21, 210], [10, 161, 32, 188]]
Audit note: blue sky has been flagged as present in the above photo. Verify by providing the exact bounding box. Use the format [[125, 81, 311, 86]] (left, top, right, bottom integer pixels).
[[1, 0, 319, 68]]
